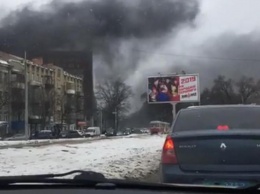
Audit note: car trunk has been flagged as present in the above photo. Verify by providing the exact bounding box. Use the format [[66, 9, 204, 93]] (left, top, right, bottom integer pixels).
[[173, 130, 260, 173]]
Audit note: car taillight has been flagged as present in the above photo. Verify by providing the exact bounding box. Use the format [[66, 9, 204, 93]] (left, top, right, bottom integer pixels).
[[161, 136, 177, 164]]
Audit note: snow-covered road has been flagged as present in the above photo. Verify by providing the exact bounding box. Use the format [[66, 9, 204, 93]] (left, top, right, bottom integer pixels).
[[0, 135, 166, 180]]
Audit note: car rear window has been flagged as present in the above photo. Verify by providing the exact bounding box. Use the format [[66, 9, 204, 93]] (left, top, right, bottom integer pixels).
[[173, 107, 260, 132]]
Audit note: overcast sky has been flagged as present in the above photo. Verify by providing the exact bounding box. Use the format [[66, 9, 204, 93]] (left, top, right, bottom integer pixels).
[[2, 0, 260, 111]]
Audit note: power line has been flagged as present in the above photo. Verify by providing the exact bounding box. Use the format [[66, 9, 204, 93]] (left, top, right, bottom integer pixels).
[[133, 49, 260, 62]]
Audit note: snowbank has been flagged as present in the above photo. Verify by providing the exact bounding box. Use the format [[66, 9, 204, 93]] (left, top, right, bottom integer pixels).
[[0, 134, 149, 148], [0, 137, 101, 148], [0, 135, 166, 180]]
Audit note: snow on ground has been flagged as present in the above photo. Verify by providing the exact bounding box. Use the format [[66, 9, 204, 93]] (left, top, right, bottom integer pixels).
[[0, 135, 166, 180], [0, 137, 101, 147]]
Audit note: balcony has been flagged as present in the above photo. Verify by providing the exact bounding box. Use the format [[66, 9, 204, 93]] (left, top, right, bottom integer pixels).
[[11, 74, 25, 89], [30, 80, 42, 87], [43, 75, 54, 89], [11, 82, 25, 89], [29, 115, 43, 124], [66, 81, 75, 95]]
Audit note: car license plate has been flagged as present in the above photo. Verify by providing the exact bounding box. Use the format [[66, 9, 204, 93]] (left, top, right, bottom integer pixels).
[[202, 180, 255, 188]]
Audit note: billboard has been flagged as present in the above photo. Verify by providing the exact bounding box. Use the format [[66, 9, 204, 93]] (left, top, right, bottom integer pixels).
[[147, 74, 200, 103]]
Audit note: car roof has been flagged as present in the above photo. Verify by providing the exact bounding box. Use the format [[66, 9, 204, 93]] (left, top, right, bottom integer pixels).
[[184, 104, 260, 111]]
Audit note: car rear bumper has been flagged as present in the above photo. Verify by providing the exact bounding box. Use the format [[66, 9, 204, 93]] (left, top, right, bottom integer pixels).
[[160, 164, 260, 184]]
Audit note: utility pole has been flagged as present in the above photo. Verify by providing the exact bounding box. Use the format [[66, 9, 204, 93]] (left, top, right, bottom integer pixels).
[[7, 64, 12, 133], [100, 109, 103, 132], [114, 107, 117, 133], [24, 51, 29, 140]]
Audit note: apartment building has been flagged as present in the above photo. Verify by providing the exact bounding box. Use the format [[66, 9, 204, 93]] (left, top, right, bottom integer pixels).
[[37, 50, 93, 124], [46, 64, 84, 130], [0, 51, 84, 135]]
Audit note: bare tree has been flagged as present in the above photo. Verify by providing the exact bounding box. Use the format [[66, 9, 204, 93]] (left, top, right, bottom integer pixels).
[[96, 79, 133, 111], [211, 75, 237, 104], [96, 79, 133, 132], [40, 88, 56, 130], [236, 76, 260, 104], [53, 91, 66, 125], [200, 88, 212, 105]]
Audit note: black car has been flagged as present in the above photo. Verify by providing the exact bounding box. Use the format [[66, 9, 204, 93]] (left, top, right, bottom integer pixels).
[[160, 105, 260, 187], [36, 130, 54, 139], [60, 130, 82, 138]]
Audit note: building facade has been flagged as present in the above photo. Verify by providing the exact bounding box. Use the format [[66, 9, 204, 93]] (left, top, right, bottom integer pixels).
[[35, 50, 94, 125], [0, 51, 84, 135]]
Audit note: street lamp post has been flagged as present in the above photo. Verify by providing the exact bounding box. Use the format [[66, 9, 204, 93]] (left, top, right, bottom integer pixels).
[[98, 102, 104, 132], [24, 51, 29, 139], [113, 102, 126, 133], [114, 107, 117, 132], [8, 51, 29, 139], [100, 109, 103, 132]]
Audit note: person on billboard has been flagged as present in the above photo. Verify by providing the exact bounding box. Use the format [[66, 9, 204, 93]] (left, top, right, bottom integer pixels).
[[166, 78, 172, 94], [148, 89, 155, 102], [149, 78, 159, 102], [170, 77, 180, 101], [156, 80, 170, 102]]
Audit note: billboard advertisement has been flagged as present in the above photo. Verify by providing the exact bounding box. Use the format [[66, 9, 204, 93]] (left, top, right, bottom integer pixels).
[[147, 74, 200, 103]]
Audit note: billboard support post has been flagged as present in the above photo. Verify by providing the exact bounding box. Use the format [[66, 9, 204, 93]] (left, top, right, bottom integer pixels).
[[171, 102, 177, 121]]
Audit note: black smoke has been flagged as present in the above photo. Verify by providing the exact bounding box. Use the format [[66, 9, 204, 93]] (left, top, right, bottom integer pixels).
[[0, 0, 199, 56]]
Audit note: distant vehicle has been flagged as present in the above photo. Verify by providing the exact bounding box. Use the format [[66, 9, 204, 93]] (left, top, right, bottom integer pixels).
[[160, 105, 260, 186], [141, 128, 149, 133], [131, 128, 143, 134], [123, 128, 131, 135], [60, 130, 82, 138], [37, 130, 53, 139], [116, 131, 124, 136], [149, 121, 170, 135], [76, 130, 84, 136], [84, 127, 101, 137], [105, 128, 115, 136]]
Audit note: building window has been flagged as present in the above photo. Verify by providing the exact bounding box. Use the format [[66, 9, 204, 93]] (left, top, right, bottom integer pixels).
[[36, 67, 40, 76], [57, 69, 61, 78], [3, 73, 8, 83], [0, 73, 3, 84], [27, 64, 30, 73]]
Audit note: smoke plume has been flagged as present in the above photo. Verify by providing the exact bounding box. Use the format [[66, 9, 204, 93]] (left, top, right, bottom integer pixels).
[[0, 0, 200, 114], [0, 0, 199, 56]]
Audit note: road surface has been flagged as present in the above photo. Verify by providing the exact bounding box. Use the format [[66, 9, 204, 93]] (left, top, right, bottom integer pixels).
[[0, 134, 165, 180], [142, 168, 160, 183]]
